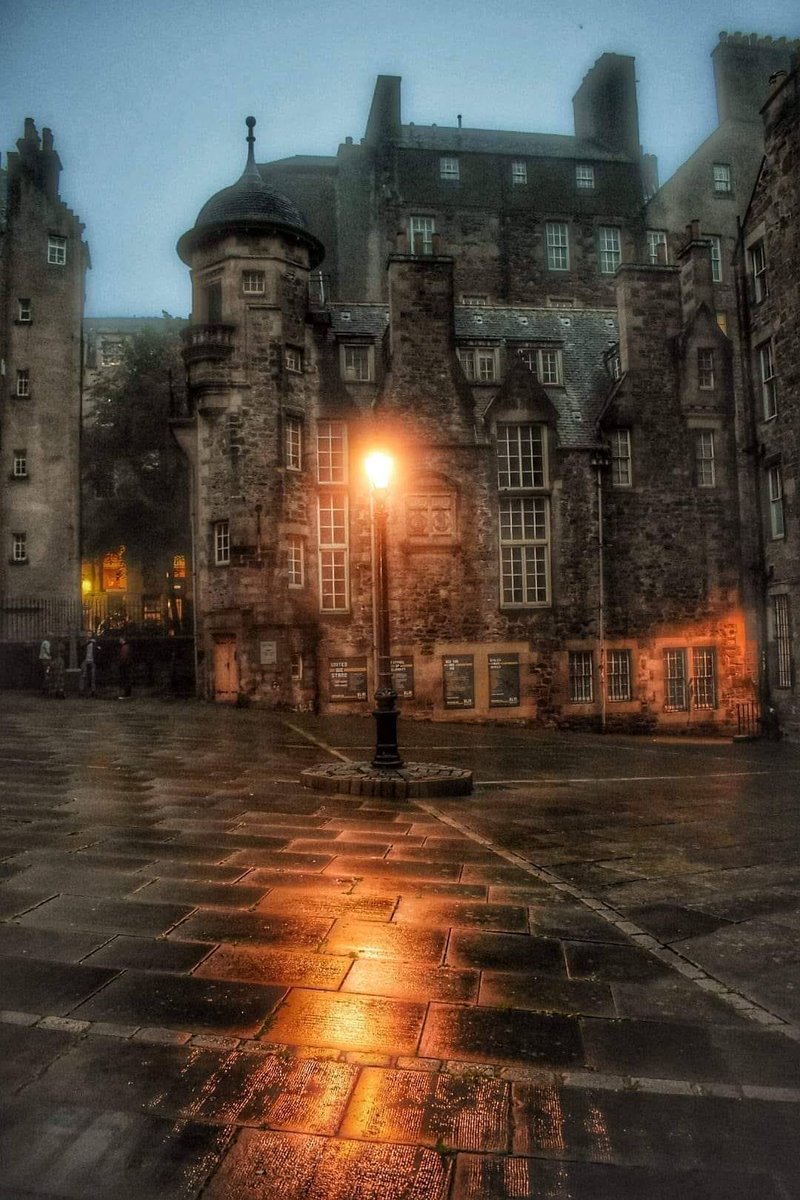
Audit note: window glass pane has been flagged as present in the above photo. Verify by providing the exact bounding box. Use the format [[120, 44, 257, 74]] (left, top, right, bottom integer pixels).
[[546, 222, 569, 271], [607, 650, 631, 701], [569, 651, 594, 702], [497, 425, 545, 489], [664, 649, 688, 710], [692, 647, 716, 709], [317, 421, 347, 483], [598, 227, 621, 274]]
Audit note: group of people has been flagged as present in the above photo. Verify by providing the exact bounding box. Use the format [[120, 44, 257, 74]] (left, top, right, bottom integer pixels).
[[38, 634, 133, 699]]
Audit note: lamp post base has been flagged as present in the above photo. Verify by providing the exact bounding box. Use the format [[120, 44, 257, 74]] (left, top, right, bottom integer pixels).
[[372, 687, 404, 769]]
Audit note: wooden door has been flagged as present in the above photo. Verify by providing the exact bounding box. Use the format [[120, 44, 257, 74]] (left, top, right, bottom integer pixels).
[[213, 637, 238, 702]]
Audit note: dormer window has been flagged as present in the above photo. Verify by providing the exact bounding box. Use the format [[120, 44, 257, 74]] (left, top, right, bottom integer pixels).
[[698, 349, 715, 390], [457, 346, 498, 383]]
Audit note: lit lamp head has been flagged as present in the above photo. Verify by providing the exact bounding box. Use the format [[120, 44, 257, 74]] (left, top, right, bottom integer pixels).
[[365, 450, 394, 491]]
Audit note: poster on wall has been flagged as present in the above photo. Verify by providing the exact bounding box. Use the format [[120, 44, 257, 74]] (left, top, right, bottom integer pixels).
[[260, 640, 277, 667], [390, 657, 415, 699], [328, 657, 368, 701], [443, 654, 475, 708], [489, 652, 520, 707]]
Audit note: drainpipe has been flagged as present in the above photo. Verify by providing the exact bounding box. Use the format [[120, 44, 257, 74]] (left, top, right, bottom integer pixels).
[[592, 448, 609, 732]]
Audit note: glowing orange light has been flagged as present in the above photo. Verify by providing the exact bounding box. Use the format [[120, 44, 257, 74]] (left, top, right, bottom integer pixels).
[[365, 450, 393, 490]]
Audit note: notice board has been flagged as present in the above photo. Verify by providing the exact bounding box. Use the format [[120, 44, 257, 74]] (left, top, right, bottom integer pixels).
[[328, 657, 368, 702], [442, 654, 475, 709], [489, 652, 520, 707]]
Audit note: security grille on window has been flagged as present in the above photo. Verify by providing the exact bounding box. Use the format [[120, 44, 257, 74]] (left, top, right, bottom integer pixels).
[[607, 650, 632, 701], [569, 651, 594, 702], [47, 235, 66, 265], [499, 497, 549, 606], [16, 370, 30, 397], [409, 216, 435, 255], [773, 595, 793, 689], [214, 520, 230, 566], [610, 429, 632, 487], [497, 425, 546, 489], [712, 163, 732, 193], [693, 647, 717, 709], [285, 416, 302, 470], [457, 346, 498, 383], [708, 235, 722, 283], [598, 226, 621, 274], [18, 299, 31, 322], [698, 348, 715, 390], [511, 161, 528, 185], [316, 420, 347, 483], [341, 344, 372, 382], [287, 536, 304, 588], [696, 431, 716, 488], [285, 347, 303, 373], [318, 493, 349, 611], [575, 164, 595, 189], [12, 451, 27, 478], [768, 464, 785, 540], [749, 241, 768, 303], [242, 270, 265, 294], [664, 649, 688, 710], [440, 157, 459, 181], [12, 533, 27, 563], [546, 222, 569, 271], [646, 230, 668, 265], [759, 340, 777, 419]]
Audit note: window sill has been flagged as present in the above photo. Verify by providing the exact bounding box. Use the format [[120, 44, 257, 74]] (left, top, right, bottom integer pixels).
[[8, 558, 29, 566]]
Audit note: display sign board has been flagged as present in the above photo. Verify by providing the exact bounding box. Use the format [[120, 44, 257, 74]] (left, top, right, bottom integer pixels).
[[328, 657, 368, 702], [259, 640, 277, 667], [390, 657, 415, 699], [489, 652, 521, 707], [443, 654, 475, 708]]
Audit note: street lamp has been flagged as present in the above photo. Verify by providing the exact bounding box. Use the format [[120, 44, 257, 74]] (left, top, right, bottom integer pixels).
[[365, 450, 404, 769]]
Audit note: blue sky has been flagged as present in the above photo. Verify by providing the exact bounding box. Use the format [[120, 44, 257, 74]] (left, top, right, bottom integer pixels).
[[2, 0, 798, 316]]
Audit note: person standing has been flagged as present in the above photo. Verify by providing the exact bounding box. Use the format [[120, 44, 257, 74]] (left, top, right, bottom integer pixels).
[[117, 637, 132, 699], [49, 642, 66, 699], [80, 634, 98, 697], [38, 636, 52, 695]]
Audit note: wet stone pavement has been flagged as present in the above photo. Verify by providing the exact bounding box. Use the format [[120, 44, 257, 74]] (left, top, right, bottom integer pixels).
[[0, 697, 799, 1198]]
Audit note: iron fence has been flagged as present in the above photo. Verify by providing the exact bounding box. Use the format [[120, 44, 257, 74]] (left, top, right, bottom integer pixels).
[[0, 595, 192, 641]]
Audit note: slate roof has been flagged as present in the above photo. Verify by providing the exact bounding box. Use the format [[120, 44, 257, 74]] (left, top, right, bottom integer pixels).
[[399, 125, 633, 162], [329, 305, 390, 337]]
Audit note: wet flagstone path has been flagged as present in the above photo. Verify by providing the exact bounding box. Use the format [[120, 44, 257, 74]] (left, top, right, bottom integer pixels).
[[0, 696, 799, 1197]]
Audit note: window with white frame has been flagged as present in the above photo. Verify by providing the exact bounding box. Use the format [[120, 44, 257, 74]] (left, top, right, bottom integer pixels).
[[285, 415, 302, 470], [440, 156, 459, 181], [16, 369, 29, 397], [497, 424, 546, 489], [409, 215, 435, 255], [749, 240, 768, 303], [291, 653, 304, 682], [511, 161, 528, 185], [646, 230, 668, 265], [758, 340, 777, 419], [12, 532, 27, 563], [773, 594, 793, 689], [712, 163, 732, 193], [457, 345, 498, 383], [461, 294, 488, 306], [698, 348, 715, 390], [285, 346, 303, 373], [242, 270, 266, 295], [316, 420, 347, 483], [341, 343, 373, 382], [610, 429, 632, 487], [213, 520, 230, 565], [696, 431, 716, 488], [12, 450, 27, 479], [575, 163, 595, 189], [607, 649, 632, 701], [693, 647, 717, 709], [546, 222, 569, 271], [287, 535, 304, 588], [598, 226, 621, 274], [768, 463, 785, 539], [499, 497, 549, 606], [47, 235, 66, 265], [17, 298, 31, 322], [518, 346, 564, 386], [318, 493, 349, 611], [708, 235, 722, 283], [664, 648, 688, 710], [569, 650, 594, 702]]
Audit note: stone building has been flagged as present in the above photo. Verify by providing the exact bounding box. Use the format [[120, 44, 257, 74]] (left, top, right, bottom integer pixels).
[[0, 120, 87, 612]]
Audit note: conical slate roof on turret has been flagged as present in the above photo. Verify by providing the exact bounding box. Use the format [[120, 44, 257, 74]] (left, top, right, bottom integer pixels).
[[177, 117, 324, 266]]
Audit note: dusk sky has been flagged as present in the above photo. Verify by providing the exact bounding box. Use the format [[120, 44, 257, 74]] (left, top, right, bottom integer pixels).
[[2, 0, 798, 318]]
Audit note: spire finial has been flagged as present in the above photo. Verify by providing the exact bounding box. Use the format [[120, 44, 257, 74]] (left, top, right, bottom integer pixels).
[[242, 116, 260, 180]]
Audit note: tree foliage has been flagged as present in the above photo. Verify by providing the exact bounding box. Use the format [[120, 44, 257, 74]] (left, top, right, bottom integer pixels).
[[82, 322, 189, 568]]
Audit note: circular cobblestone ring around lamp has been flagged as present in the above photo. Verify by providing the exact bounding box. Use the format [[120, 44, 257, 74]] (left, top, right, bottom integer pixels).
[[300, 761, 473, 798]]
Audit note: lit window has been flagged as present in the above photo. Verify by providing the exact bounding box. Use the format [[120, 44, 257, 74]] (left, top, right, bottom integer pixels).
[[287, 535, 304, 588], [317, 420, 347, 483], [285, 415, 302, 470], [610, 429, 632, 487], [12, 532, 27, 563], [698, 348, 715, 390], [546, 222, 569, 271], [646, 230, 668, 265], [214, 520, 230, 566], [708, 235, 722, 283], [664, 649, 688, 711], [576, 163, 595, 189], [341, 344, 373, 382], [716, 311, 727, 335], [461, 295, 488, 306], [47, 235, 66, 265], [607, 650, 632, 701], [409, 215, 435, 255], [457, 346, 498, 383], [12, 450, 27, 478], [440, 156, 459, 181], [499, 497, 550, 607], [242, 270, 265, 295], [773, 595, 793, 689], [569, 651, 594, 702], [318, 493, 349, 611], [143, 597, 161, 623], [598, 226, 621, 274], [768, 464, 784, 540], [172, 554, 187, 579], [712, 163, 732, 193], [758, 340, 777, 420], [511, 161, 527, 185], [17, 298, 31, 322], [696, 431, 716, 488], [693, 647, 717, 709], [749, 241, 768, 304], [285, 347, 303, 373], [497, 425, 546, 489], [16, 369, 30, 397], [102, 549, 128, 590]]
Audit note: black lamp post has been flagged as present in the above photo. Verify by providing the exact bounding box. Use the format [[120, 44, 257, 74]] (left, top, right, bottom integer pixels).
[[366, 451, 404, 769]]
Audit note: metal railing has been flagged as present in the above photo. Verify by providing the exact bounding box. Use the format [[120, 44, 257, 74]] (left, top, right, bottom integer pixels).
[[1, 595, 191, 640], [736, 700, 761, 739]]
